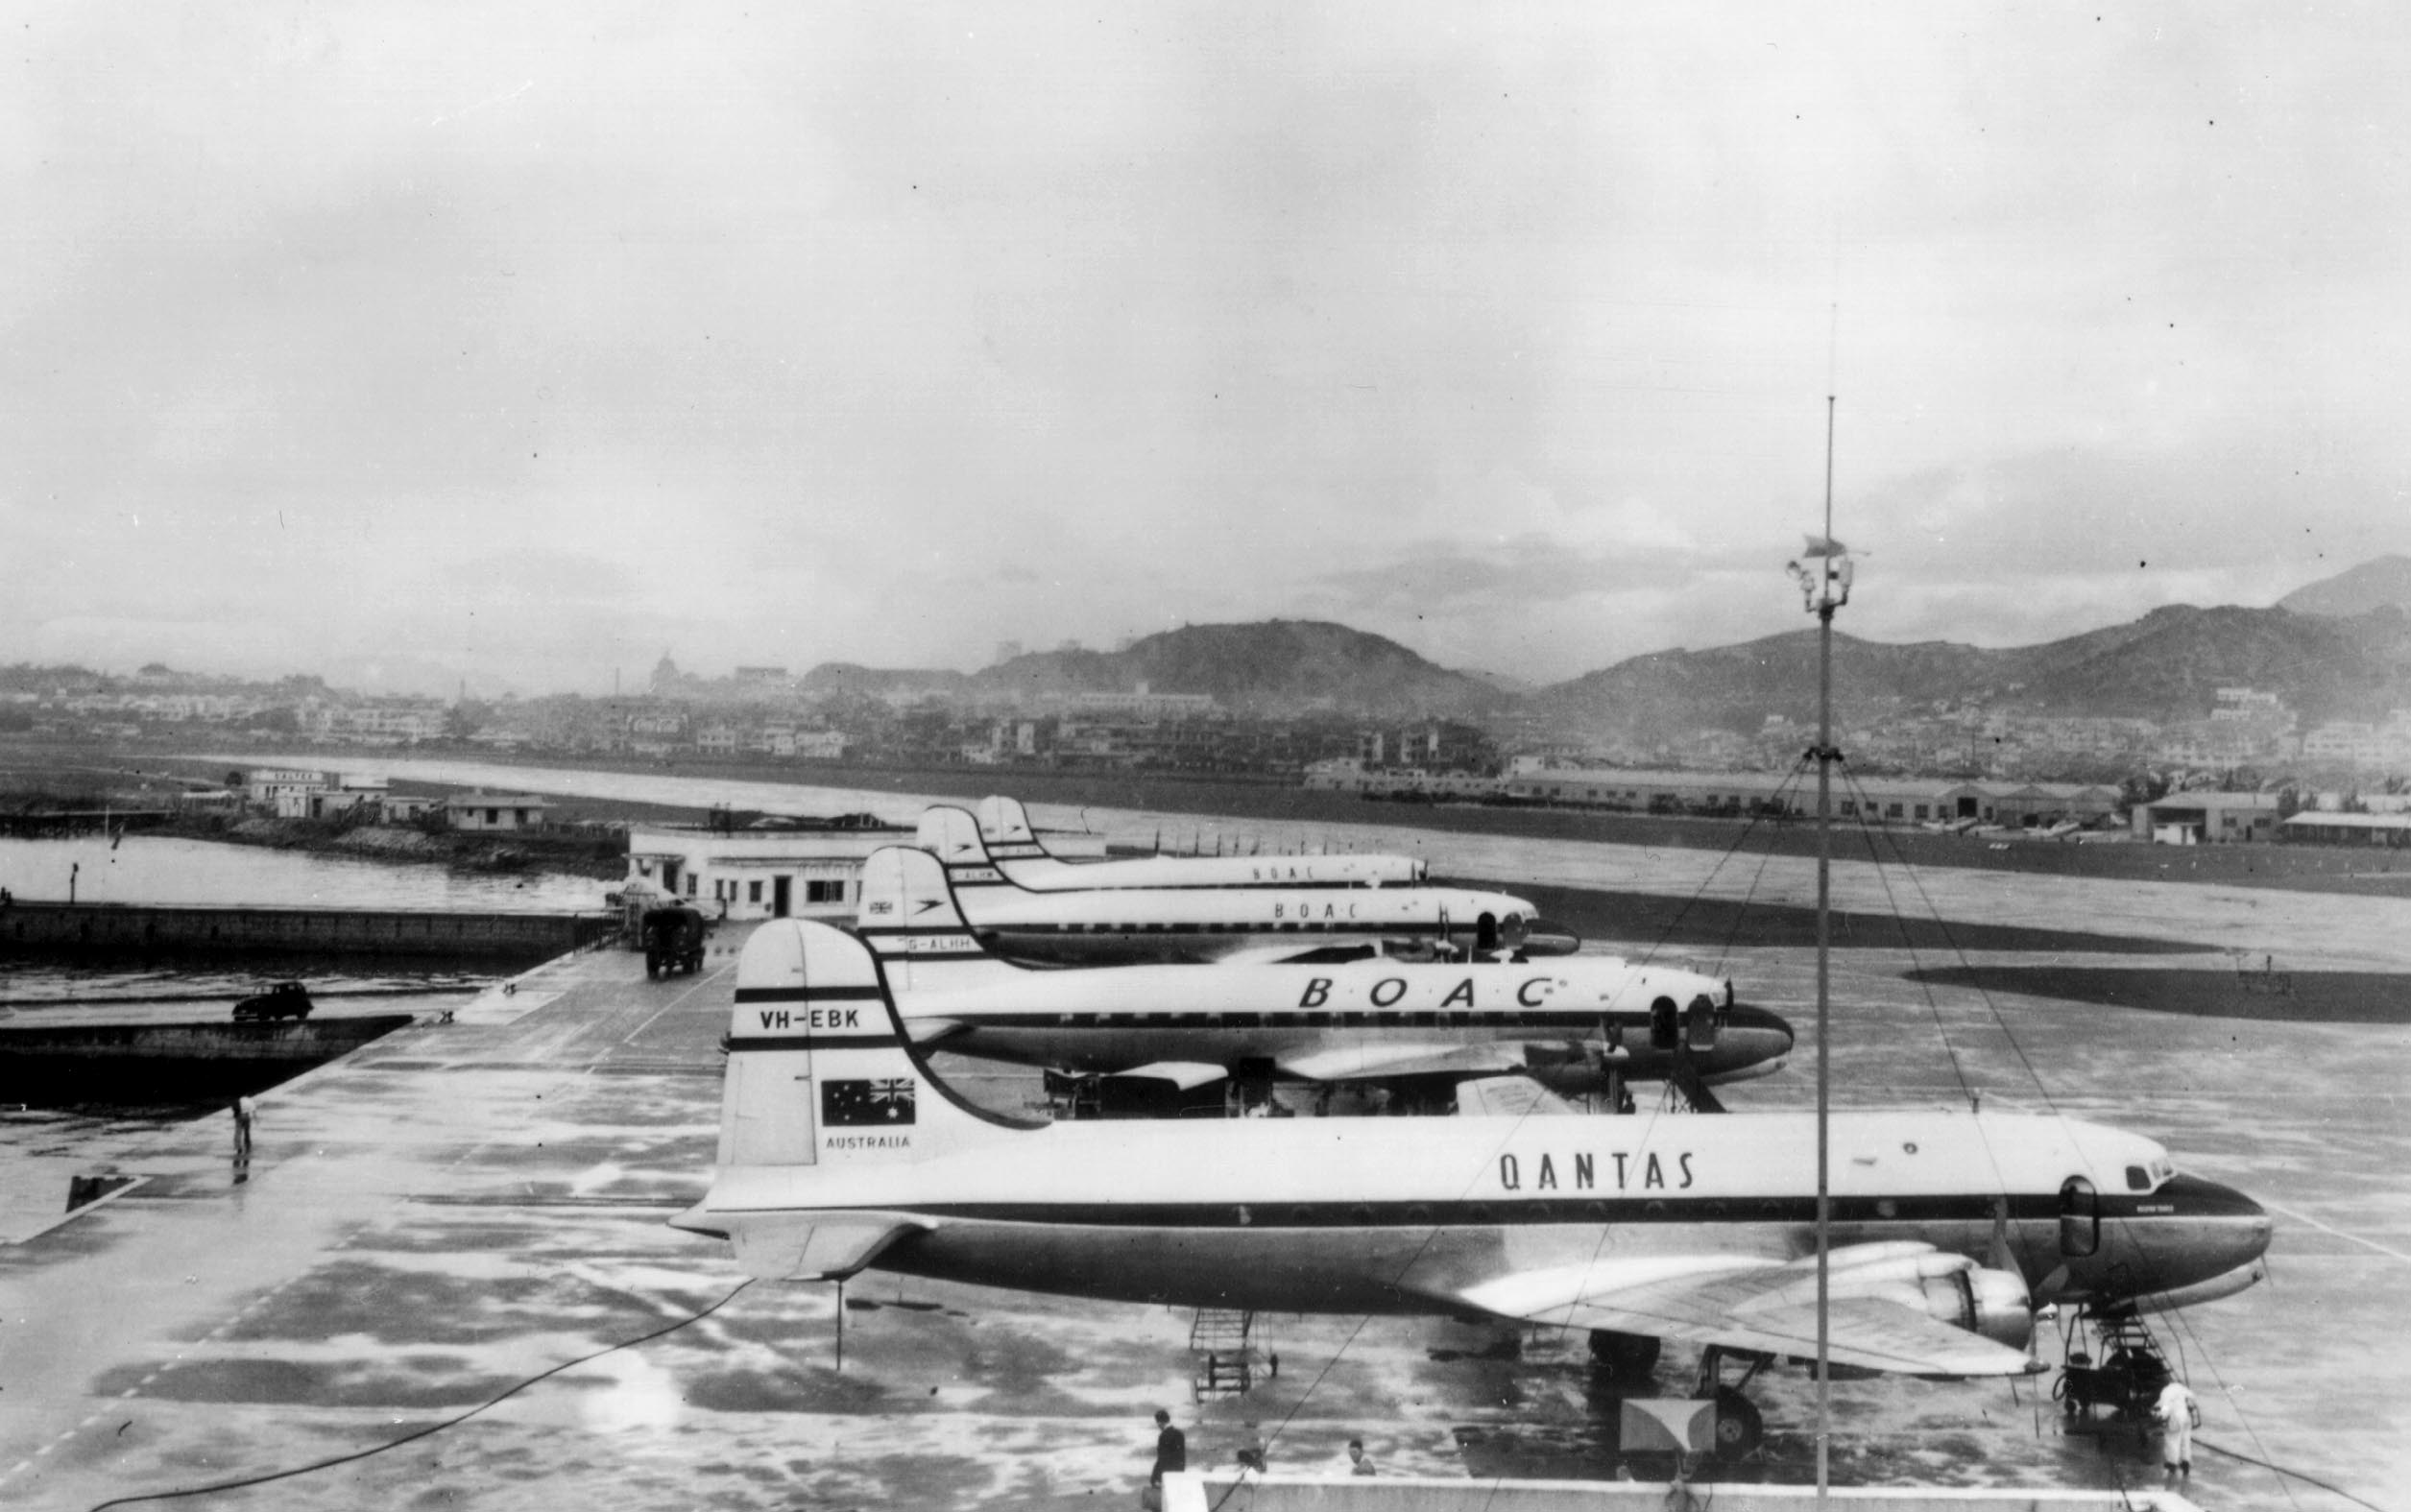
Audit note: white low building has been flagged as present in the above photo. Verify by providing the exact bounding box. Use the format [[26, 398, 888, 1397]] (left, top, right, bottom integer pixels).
[[628, 818, 1109, 922]]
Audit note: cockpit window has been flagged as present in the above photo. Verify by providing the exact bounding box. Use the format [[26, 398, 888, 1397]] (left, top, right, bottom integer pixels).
[[2125, 1164, 2151, 1191]]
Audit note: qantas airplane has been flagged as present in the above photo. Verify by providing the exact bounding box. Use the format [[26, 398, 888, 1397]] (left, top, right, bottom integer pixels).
[[858, 846, 1792, 1105], [968, 794, 1428, 889], [675, 920, 2271, 1443], [909, 805, 1574, 963]]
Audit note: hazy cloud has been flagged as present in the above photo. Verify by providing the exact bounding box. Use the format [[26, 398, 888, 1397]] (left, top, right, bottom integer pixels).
[[3, 5, 2405, 692]]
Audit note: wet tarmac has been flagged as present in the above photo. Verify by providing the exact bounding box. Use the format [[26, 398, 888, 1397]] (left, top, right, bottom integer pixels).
[[1, 849, 2404, 1511]]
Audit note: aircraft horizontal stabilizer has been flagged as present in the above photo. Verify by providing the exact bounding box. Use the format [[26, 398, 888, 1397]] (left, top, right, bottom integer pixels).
[[1448, 1242, 2040, 1379], [1110, 1061, 1230, 1091], [1276, 1042, 1528, 1083], [671, 1209, 928, 1283]]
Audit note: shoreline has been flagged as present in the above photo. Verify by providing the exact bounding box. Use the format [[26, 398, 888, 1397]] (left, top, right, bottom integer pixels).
[[17, 738, 2411, 899], [236, 747, 2411, 899]]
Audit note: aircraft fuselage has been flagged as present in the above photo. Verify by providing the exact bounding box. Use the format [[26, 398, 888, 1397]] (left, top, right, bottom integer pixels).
[[696, 1112, 2270, 1318]]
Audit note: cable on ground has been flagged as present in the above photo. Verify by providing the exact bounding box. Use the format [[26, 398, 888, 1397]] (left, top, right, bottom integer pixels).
[[87, 1279, 755, 1510]]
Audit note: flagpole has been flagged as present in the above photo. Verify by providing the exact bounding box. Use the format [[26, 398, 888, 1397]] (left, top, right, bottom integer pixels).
[[1814, 394, 1835, 1501], [1787, 398, 1851, 1502]]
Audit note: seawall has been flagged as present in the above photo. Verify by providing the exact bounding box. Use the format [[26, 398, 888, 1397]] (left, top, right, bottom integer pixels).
[[0, 900, 614, 960]]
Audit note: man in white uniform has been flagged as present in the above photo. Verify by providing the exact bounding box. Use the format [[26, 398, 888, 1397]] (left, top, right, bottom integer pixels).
[[2154, 1377, 2201, 1485]]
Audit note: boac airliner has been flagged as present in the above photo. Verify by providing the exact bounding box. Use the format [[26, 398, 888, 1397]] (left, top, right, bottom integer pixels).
[[859, 846, 1791, 1105], [910, 806, 1575, 962]]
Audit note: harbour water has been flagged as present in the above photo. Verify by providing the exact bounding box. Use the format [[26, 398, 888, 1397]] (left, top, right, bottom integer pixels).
[[0, 833, 608, 914], [0, 834, 580, 1121]]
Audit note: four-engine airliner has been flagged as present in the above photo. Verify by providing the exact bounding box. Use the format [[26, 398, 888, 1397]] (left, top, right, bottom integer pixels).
[[857, 846, 1792, 1102], [909, 805, 1571, 963], [969, 794, 1428, 890], [674, 921, 2271, 1434]]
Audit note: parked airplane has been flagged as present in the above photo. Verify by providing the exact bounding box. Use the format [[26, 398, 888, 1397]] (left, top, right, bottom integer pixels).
[[858, 846, 1790, 1106], [674, 920, 2271, 1448], [970, 794, 1428, 889], [911, 806, 1574, 962]]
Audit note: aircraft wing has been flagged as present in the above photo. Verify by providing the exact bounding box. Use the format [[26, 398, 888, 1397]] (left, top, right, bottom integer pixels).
[[1456, 1075, 1581, 1117], [1275, 1041, 1532, 1083], [1446, 1244, 2040, 1379]]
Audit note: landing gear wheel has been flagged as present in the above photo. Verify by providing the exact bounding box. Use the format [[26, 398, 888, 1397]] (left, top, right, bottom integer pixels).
[[1587, 1330, 1662, 1381], [1709, 1386, 1763, 1462]]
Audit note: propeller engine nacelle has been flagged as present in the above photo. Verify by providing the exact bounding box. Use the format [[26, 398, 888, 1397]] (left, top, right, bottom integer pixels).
[[1760, 1247, 2034, 1355], [1837, 1254, 2034, 1352]]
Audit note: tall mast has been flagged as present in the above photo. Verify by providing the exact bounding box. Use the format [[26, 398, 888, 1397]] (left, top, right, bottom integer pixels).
[[1789, 396, 1852, 1500]]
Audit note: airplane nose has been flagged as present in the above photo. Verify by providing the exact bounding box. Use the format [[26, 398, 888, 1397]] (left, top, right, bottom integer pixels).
[[1724, 1002, 1795, 1057], [2164, 1172, 2274, 1268], [1518, 918, 1581, 956]]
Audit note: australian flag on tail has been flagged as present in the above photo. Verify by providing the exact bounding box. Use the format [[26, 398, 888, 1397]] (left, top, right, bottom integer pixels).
[[822, 1077, 917, 1126]]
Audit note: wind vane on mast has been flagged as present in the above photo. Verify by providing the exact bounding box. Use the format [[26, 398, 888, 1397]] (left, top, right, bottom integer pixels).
[[1787, 535, 1854, 612]]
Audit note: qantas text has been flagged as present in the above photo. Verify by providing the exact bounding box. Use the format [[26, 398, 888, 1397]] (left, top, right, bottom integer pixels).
[[1498, 1150, 1696, 1191]]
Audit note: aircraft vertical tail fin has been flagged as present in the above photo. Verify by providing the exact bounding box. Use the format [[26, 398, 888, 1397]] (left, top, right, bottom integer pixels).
[[718, 917, 1038, 1172], [915, 805, 1015, 889], [855, 846, 1024, 996], [975, 795, 1050, 860]]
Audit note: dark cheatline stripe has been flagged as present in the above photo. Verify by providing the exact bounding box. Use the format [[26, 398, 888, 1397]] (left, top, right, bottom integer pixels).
[[947, 1010, 1639, 1031], [716, 1192, 2080, 1229], [735, 985, 887, 1003], [731, 1033, 909, 1052]]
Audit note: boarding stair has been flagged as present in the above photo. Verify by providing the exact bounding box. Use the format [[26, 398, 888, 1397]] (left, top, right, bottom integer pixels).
[[1189, 1308, 1270, 1399], [2055, 1308, 2174, 1431]]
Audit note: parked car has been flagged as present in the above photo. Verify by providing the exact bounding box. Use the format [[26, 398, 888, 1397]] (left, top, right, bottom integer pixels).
[[232, 981, 314, 1021]]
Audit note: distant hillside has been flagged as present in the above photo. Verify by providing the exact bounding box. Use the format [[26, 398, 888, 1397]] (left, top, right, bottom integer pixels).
[[2280, 555, 2411, 617], [1531, 603, 2411, 739], [1529, 631, 1996, 739], [975, 620, 1512, 720], [797, 662, 974, 699]]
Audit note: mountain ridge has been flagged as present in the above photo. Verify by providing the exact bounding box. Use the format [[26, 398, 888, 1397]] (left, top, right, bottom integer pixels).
[[790, 558, 2411, 734]]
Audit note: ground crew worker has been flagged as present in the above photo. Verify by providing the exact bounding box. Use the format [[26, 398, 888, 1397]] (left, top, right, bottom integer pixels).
[[1143, 1407, 1184, 1507], [2154, 1376, 2201, 1485], [231, 1095, 254, 1160]]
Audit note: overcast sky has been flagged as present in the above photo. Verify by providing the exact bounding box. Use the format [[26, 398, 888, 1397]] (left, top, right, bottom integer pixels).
[[4, 5, 2405, 696]]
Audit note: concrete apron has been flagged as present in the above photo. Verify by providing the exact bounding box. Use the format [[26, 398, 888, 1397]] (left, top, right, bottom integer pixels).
[[0, 875, 2398, 1511]]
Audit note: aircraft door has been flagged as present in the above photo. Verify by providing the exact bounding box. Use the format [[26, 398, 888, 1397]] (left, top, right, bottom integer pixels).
[[2058, 1176, 2100, 1258], [1476, 913, 1499, 952]]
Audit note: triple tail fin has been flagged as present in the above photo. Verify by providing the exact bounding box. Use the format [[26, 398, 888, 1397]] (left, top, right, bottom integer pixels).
[[717, 917, 1037, 1172], [974, 795, 1051, 860], [854, 846, 1025, 996]]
